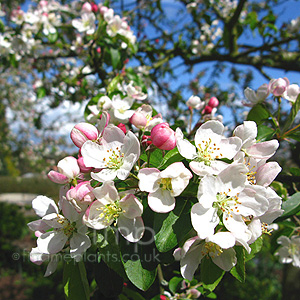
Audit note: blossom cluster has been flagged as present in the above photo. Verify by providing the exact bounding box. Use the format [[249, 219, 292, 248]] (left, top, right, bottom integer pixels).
[[244, 77, 300, 105], [0, 1, 136, 60], [28, 84, 283, 281]]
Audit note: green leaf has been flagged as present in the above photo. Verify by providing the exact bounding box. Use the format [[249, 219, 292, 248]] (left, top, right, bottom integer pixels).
[[107, 75, 121, 93], [139, 149, 163, 168], [37, 87, 46, 99], [245, 237, 263, 262], [200, 258, 225, 292], [95, 259, 124, 298], [158, 148, 184, 169], [154, 200, 192, 252], [48, 32, 58, 43], [110, 48, 121, 70], [122, 287, 146, 300], [290, 168, 300, 177], [230, 246, 245, 282], [277, 192, 300, 221], [63, 260, 90, 300], [257, 125, 275, 141], [122, 258, 157, 291], [169, 276, 183, 294], [97, 228, 127, 279], [282, 93, 300, 133], [247, 103, 270, 125]]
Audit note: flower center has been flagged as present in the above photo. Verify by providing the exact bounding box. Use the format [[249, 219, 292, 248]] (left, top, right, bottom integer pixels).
[[98, 202, 124, 224], [159, 177, 172, 191], [196, 138, 222, 166], [103, 147, 124, 169], [214, 190, 241, 220], [201, 241, 223, 259], [57, 217, 76, 237]]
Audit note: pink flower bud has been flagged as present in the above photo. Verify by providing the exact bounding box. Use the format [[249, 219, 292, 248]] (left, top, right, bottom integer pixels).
[[208, 96, 219, 108], [142, 135, 152, 147], [77, 156, 93, 173], [117, 123, 127, 134], [129, 112, 147, 129], [99, 5, 108, 15], [96, 47, 101, 53], [186, 95, 204, 110], [91, 3, 98, 12], [70, 122, 98, 148], [47, 170, 69, 184], [151, 123, 176, 150], [82, 2, 92, 13], [66, 181, 95, 212], [202, 105, 213, 114], [269, 77, 290, 97]]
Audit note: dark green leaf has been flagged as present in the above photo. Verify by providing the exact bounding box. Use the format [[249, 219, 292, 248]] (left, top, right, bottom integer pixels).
[[282, 93, 300, 133], [122, 287, 146, 300], [230, 246, 245, 282], [48, 32, 58, 43], [110, 48, 121, 69], [158, 148, 184, 169], [247, 103, 270, 125], [97, 228, 127, 279], [95, 259, 124, 298], [37, 87, 47, 99], [122, 258, 157, 291], [245, 237, 263, 262], [169, 276, 183, 294], [200, 258, 225, 292], [140, 149, 163, 168], [257, 125, 275, 141], [154, 200, 192, 252], [276, 192, 300, 221], [63, 260, 90, 300]]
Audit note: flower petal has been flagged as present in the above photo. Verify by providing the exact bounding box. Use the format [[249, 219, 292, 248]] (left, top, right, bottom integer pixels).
[[117, 216, 144, 242]]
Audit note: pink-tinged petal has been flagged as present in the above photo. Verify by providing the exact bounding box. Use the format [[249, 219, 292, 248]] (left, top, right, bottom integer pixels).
[[247, 140, 279, 159], [122, 131, 140, 158], [81, 141, 109, 169], [117, 216, 145, 242], [237, 186, 269, 217], [256, 162, 281, 186], [148, 189, 175, 213], [102, 124, 125, 144], [83, 200, 113, 230], [117, 153, 137, 180], [212, 248, 237, 271], [91, 168, 118, 182], [70, 122, 98, 148], [248, 218, 262, 244], [223, 213, 250, 240], [207, 232, 235, 249], [60, 196, 81, 223], [233, 121, 257, 147], [70, 233, 91, 261], [283, 84, 300, 103], [42, 213, 65, 228], [180, 236, 202, 258], [176, 128, 197, 159], [30, 247, 47, 265], [37, 231, 68, 254], [47, 170, 69, 184], [92, 181, 119, 203], [119, 194, 143, 219], [218, 163, 248, 195], [198, 120, 224, 136], [180, 243, 204, 281], [191, 204, 219, 239], [44, 259, 58, 277], [219, 137, 242, 159], [138, 168, 160, 193], [57, 156, 80, 179], [32, 195, 59, 217], [197, 175, 218, 208], [27, 219, 51, 233]]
